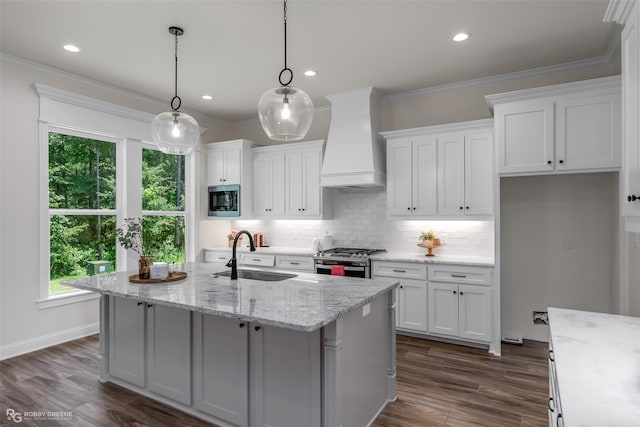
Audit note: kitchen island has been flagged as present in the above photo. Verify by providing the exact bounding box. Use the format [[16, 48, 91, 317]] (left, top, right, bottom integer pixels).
[[63, 262, 398, 427]]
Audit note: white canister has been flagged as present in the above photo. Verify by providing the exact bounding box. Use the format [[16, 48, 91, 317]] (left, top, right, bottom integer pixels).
[[150, 262, 169, 280], [319, 232, 334, 251]]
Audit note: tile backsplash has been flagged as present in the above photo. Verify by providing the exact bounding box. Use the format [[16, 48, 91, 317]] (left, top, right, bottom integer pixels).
[[231, 187, 494, 258]]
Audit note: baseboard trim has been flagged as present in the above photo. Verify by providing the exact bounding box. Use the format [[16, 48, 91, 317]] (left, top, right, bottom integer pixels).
[[0, 323, 99, 361]]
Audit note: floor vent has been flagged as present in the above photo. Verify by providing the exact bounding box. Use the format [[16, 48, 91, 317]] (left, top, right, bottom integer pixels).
[[501, 335, 523, 345]]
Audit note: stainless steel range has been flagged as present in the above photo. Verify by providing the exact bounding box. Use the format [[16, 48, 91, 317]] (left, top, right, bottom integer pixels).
[[314, 248, 386, 278]]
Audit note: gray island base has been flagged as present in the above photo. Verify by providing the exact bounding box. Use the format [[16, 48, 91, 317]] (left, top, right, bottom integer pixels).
[[63, 262, 399, 427]]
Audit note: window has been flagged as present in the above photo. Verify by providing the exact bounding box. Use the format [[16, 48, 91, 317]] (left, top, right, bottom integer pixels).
[[142, 147, 186, 264], [48, 131, 117, 294]]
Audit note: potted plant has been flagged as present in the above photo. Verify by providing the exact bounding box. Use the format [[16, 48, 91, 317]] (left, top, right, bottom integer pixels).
[[419, 230, 436, 245], [117, 217, 152, 279]]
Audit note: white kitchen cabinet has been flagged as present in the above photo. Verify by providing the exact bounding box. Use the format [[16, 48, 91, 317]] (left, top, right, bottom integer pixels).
[[146, 303, 192, 405], [253, 150, 285, 218], [372, 261, 428, 333], [275, 255, 315, 272], [238, 253, 275, 268], [108, 296, 191, 404], [194, 314, 249, 427], [427, 265, 492, 343], [250, 324, 321, 427], [607, 0, 640, 231], [437, 130, 493, 216], [487, 76, 621, 176], [286, 144, 323, 217], [382, 119, 494, 219], [206, 139, 254, 219], [385, 135, 437, 217], [204, 250, 231, 264]]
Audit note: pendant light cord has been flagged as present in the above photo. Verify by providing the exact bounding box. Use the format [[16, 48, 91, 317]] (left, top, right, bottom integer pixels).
[[171, 29, 182, 111], [278, 0, 293, 87]]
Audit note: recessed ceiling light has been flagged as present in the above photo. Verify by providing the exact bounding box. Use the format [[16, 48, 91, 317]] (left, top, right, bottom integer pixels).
[[452, 33, 469, 42], [304, 70, 317, 77], [202, 95, 213, 100], [63, 44, 80, 53]]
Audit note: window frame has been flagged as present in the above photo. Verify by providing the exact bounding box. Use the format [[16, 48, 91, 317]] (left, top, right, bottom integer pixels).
[[35, 84, 200, 309]]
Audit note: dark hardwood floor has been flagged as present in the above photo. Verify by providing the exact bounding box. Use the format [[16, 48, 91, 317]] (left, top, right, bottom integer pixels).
[[0, 334, 548, 427]]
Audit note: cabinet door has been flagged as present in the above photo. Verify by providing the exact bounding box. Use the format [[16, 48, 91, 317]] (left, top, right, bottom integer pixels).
[[386, 138, 414, 216], [622, 6, 640, 220], [437, 133, 465, 216], [194, 314, 249, 427], [207, 150, 225, 185], [108, 296, 145, 387], [301, 149, 322, 216], [464, 131, 494, 215], [458, 285, 491, 342], [254, 154, 285, 217], [556, 93, 621, 171], [412, 137, 438, 216], [147, 304, 191, 404], [427, 282, 458, 337], [397, 278, 428, 332], [224, 149, 242, 184], [285, 152, 304, 216], [495, 99, 554, 174], [250, 325, 321, 427]]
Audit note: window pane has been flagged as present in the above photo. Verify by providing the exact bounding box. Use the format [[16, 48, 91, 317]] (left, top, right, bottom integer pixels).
[[142, 149, 185, 211], [142, 216, 185, 263], [49, 132, 116, 209], [50, 215, 116, 293]]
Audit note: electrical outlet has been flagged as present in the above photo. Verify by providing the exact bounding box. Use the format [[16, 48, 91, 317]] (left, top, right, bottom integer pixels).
[[533, 311, 548, 325], [564, 236, 573, 250]]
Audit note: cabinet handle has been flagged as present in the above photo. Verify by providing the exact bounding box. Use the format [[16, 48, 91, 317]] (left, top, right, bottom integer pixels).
[[254, 326, 262, 331], [558, 160, 564, 164], [290, 262, 300, 265], [548, 349, 555, 362], [218, 257, 226, 260], [239, 322, 246, 328], [137, 302, 143, 306], [392, 269, 406, 273], [628, 195, 639, 202], [252, 259, 261, 262], [557, 413, 563, 427], [147, 304, 153, 308], [548, 397, 555, 412], [547, 160, 552, 165], [451, 274, 466, 278]]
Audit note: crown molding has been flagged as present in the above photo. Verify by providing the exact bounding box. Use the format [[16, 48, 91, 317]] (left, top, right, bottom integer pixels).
[[380, 118, 493, 139], [604, 0, 635, 24], [1, 52, 227, 127]]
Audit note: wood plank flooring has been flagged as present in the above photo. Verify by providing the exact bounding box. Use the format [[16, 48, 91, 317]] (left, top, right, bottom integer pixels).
[[0, 334, 548, 426]]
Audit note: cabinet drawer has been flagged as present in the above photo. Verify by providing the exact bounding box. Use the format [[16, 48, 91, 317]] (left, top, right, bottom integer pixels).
[[275, 255, 314, 272], [428, 265, 492, 286], [205, 250, 231, 263], [239, 253, 275, 267], [372, 262, 427, 281]]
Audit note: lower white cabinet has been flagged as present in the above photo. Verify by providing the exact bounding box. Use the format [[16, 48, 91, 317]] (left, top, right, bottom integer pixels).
[[427, 282, 491, 342], [108, 296, 192, 404], [275, 255, 315, 272], [194, 314, 249, 426], [204, 250, 231, 264]]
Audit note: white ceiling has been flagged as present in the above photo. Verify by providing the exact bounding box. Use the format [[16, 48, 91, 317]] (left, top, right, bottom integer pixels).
[[0, 0, 619, 123]]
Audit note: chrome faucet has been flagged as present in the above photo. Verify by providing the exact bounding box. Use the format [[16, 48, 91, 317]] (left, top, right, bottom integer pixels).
[[225, 230, 256, 279]]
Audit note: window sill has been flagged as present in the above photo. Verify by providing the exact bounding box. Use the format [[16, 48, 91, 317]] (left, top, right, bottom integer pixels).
[[37, 289, 100, 310]]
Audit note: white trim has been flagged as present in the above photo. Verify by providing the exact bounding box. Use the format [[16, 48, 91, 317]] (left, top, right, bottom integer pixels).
[[604, 0, 636, 24], [380, 119, 493, 139], [0, 321, 99, 361], [37, 290, 100, 310], [142, 210, 186, 216], [50, 209, 118, 216]]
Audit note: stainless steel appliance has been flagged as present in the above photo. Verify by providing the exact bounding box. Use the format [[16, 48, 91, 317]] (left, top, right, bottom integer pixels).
[[314, 247, 386, 279], [208, 184, 240, 217]]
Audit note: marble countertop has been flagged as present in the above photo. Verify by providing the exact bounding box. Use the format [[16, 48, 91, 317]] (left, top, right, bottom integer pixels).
[[204, 246, 494, 266], [548, 307, 640, 426], [62, 262, 398, 333]]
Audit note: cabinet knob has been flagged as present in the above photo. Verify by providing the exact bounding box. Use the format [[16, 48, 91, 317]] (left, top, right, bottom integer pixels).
[[239, 322, 246, 328], [399, 285, 404, 289], [459, 206, 463, 210], [465, 206, 469, 210], [453, 290, 457, 294], [407, 207, 411, 211], [558, 160, 564, 164], [298, 208, 302, 211], [254, 326, 262, 331], [628, 195, 640, 202], [137, 302, 143, 306], [459, 291, 464, 295], [547, 160, 552, 165], [147, 304, 153, 308]]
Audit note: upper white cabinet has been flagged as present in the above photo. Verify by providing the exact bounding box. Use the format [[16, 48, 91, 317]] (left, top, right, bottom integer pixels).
[[486, 76, 621, 176], [252, 140, 329, 219], [385, 135, 437, 216], [206, 139, 254, 219], [607, 0, 640, 231], [382, 119, 494, 219]]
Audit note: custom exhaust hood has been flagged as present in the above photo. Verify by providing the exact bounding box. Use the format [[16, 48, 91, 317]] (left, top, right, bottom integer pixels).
[[320, 87, 386, 187]]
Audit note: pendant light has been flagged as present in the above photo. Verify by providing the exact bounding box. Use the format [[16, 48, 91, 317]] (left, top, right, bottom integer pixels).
[[258, 0, 313, 142], [151, 26, 200, 155]]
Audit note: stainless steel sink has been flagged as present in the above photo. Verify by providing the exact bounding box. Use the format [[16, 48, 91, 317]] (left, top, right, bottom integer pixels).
[[213, 269, 298, 281]]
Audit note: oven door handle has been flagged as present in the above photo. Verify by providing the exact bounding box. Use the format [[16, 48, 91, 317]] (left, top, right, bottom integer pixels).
[[316, 265, 366, 272]]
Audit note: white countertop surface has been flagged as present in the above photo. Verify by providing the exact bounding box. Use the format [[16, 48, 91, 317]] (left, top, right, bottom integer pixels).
[[548, 307, 640, 427], [62, 262, 398, 332]]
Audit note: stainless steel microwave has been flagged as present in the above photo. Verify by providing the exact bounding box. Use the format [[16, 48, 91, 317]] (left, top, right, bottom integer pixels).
[[208, 184, 240, 217]]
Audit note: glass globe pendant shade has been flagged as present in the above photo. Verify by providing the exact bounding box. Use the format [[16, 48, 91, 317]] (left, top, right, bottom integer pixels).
[[258, 86, 314, 142], [151, 111, 200, 155]]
